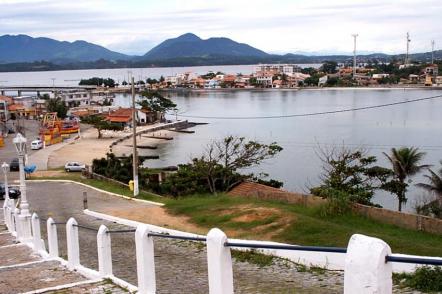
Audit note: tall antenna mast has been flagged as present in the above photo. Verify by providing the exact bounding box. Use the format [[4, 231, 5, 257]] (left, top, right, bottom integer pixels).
[[405, 32, 411, 65], [352, 34, 358, 78], [431, 40, 435, 64]]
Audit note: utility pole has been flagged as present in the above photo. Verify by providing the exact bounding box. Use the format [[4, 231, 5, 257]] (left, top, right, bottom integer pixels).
[[405, 32, 411, 65], [352, 34, 358, 79], [431, 40, 435, 64], [131, 77, 139, 197]]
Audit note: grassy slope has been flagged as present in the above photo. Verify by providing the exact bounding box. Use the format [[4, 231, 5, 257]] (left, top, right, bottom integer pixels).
[[31, 173, 166, 204], [32, 174, 442, 257], [165, 195, 442, 257]]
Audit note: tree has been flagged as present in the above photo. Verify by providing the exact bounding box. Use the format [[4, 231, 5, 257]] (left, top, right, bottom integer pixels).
[[382, 147, 430, 211], [138, 91, 176, 121], [101, 98, 112, 106], [161, 136, 283, 195], [416, 161, 442, 198], [46, 97, 68, 118], [311, 145, 392, 205], [415, 161, 442, 218], [321, 61, 338, 74], [81, 115, 123, 139], [79, 77, 115, 87]]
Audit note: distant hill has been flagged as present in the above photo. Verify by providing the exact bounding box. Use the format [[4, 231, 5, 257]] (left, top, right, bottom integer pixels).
[[0, 33, 441, 72], [142, 33, 268, 60], [0, 34, 130, 64]]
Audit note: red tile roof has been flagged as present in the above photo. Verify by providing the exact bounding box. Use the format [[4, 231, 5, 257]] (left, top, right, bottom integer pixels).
[[105, 108, 132, 123], [0, 96, 13, 104]]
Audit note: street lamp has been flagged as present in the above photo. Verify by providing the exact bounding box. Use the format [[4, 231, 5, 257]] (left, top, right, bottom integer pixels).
[[13, 133, 31, 240], [2, 162, 10, 226]]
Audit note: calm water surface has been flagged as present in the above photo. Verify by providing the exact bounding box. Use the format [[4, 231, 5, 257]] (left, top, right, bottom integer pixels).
[[2, 68, 441, 212], [139, 88, 442, 212]]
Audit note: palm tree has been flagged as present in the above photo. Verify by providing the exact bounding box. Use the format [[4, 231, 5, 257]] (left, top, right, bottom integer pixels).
[[416, 161, 442, 204], [383, 147, 430, 211]]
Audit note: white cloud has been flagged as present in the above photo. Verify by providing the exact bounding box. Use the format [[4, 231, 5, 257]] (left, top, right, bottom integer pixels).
[[0, 0, 441, 55]]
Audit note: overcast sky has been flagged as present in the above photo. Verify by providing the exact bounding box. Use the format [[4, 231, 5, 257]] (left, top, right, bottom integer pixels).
[[1, 0, 441, 55]]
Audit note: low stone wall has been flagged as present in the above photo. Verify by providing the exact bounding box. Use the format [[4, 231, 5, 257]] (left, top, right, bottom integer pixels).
[[353, 203, 442, 235], [229, 182, 442, 235]]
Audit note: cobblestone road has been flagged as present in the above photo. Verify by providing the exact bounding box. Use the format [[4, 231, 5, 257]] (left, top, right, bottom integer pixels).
[[18, 181, 420, 293], [27, 181, 345, 293]]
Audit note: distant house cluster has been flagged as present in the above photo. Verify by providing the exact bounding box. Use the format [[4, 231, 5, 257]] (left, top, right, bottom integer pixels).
[[146, 64, 312, 89], [317, 62, 442, 87]]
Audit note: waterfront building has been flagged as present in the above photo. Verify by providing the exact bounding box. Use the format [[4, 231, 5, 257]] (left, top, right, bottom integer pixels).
[[254, 64, 301, 76], [0, 96, 12, 122], [255, 72, 273, 87], [57, 90, 91, 107]]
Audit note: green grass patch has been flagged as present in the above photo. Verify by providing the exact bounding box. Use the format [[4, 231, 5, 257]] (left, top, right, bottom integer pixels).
[[231, 249, 275, 267], [165, 195, 442, 257], [31, 174, 442, 257], [32, 173, 166, 204]]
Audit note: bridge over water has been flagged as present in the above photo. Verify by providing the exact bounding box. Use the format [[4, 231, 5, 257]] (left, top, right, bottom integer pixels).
[[0, 85, 97, 96]]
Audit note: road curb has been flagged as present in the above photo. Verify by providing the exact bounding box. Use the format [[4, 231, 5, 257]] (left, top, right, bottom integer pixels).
[[26, 179, 164, 206]]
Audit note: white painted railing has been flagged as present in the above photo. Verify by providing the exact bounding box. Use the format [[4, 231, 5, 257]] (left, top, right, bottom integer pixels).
[[3, 206, 442, 294]]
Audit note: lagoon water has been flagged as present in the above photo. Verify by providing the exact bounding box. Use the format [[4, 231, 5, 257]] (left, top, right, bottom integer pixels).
[[147, 88, 442, 212], [2, 67, 442, 211]]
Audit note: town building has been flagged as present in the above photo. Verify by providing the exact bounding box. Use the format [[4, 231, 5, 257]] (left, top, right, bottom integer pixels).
[[105, 108, 133, 128], [0, 96, 12, 122], [57, 90, 92, 107], [254, 64, 301, 76]]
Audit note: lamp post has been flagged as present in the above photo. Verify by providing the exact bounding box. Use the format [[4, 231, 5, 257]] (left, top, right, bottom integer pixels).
[[13, 133, 31, 240], [2, 162, 10, 226]]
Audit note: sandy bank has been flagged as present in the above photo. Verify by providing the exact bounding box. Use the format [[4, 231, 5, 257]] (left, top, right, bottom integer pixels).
[[47, 123, 179, 168]]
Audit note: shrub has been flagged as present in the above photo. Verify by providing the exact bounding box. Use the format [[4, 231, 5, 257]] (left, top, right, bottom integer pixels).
[[316, 188, 352, 217], [394, 266, 442, 292]]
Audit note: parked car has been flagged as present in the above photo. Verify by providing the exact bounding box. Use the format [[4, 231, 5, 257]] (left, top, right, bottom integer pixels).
[[64, 162, 86, 172], [0, 183, 21, 200], [31, 139, 43, 150], [9, 158, 19, 171]]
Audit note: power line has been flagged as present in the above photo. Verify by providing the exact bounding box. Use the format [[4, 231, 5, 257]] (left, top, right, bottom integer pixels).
[[173, 93, 442, 120]]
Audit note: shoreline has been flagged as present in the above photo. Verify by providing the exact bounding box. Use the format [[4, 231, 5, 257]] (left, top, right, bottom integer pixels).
[[158, 85, 442, 93]]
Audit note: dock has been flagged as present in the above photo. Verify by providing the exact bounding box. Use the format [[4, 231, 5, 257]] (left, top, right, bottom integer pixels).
[[143, 135, 174, 140], [125, 145, 158, 149]]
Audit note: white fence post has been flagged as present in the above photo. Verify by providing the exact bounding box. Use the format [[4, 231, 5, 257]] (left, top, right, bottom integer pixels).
[[31, 213, 45, 252], [135, 224, 156, 294], [344, 234, 392, 294], [66, 217, 80, 270], [206, 228, 234, 294], [4, 206, 11, 231], [97, 225, 113, 277], [13, 208, 20, 237], [47, 218, 59, 258]]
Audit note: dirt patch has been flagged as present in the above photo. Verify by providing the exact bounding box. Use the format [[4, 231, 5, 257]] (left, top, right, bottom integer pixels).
[[219, 205, 294, 240], [232, 207, 281, 223], [30, 170, 66, 178], [101, 206, 207, 235]]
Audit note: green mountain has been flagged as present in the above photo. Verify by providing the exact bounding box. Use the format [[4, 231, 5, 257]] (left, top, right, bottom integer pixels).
[[0, 34, 130, 64], [142, 33, 269, 60]]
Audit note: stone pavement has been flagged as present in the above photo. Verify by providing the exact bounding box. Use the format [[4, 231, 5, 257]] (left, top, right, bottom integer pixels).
[[0, 181, 422, 293], [26, 181, 347, 293], [0, 211, 128, 293]]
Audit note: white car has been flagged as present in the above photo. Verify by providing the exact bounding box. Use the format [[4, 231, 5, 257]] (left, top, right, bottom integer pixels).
[[64, 162, 86, 172], [30, 139, 43, 150]]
